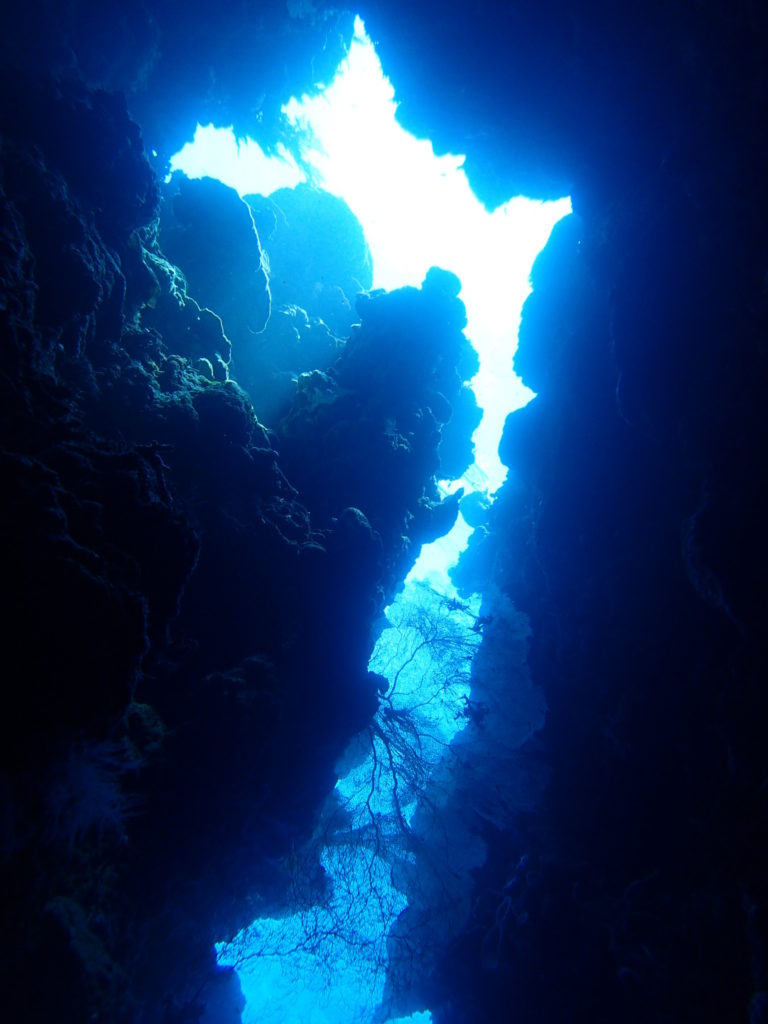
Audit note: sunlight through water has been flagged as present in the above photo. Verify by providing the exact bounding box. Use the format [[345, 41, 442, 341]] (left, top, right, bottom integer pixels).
[[170, 16, 570, 497], [171, 15, 570, 1023]]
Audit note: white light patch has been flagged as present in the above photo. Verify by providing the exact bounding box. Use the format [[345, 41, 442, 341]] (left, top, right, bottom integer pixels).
[[167, 20, 569, 494], [169, 123, 305, 194]]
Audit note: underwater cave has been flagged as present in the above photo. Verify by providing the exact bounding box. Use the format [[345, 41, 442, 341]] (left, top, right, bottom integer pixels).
[[1, 3, 767, 1024]]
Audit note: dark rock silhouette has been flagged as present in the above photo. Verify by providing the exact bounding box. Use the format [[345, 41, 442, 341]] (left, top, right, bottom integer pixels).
[[1, 3, 767, 1023], [0, 64, 468, 1021]]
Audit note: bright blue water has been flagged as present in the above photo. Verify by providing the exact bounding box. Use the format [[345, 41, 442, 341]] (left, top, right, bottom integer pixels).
[[171, 17, 570, 1022]]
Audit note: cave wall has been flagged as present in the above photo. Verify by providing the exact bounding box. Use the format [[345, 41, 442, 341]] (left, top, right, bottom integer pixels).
[[407, 3, 767, 1021], [0, 58, 470, 1024], [2, 2, 768, 1022], [0, 0, 356, 169]]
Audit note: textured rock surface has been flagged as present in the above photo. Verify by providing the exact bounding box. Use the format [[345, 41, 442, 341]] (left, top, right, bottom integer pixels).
[[2, 2, 768, 1023], [237, 184, 374, 423], [249, 184, 373, 336], [276, 274, 476, 588], [0, 59, 474, 1023], [0, 2, 356, 169], [158, 174, 271, 357]]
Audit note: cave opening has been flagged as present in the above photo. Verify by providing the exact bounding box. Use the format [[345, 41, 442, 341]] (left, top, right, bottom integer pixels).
[[164, 17, 569, 1024], [170, 14, 570, 561], [2, 3, 766, 1022]]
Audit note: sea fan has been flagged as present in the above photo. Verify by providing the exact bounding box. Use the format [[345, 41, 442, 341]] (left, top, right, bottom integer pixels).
[[45, 739, 139, 851]]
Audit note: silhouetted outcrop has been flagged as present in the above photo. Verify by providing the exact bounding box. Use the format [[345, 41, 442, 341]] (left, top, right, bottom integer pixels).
[[0, 64, 474, 1022], [2, 3, 767, 1023]]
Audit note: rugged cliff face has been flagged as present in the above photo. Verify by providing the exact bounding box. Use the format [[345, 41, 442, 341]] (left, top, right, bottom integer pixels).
[[389, 3, 768, 1021], [0, 62, 470, 1023], [2, 2, 767, 1022]]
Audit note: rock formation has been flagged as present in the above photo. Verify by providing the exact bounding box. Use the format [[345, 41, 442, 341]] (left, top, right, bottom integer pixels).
[[1, 3, 767, 1022]]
